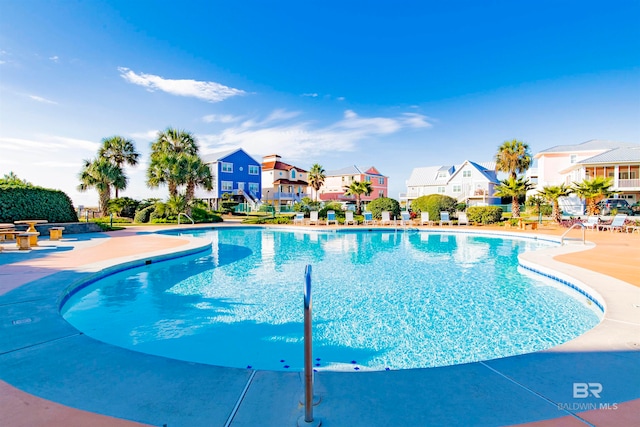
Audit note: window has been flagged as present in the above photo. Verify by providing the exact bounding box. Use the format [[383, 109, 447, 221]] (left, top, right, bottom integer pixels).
[[378, 190, 384, 198], [378, 177, 385, 185], [248, 165, 259, 175], [221, 181, 233, 191], [570, 154, 577, 164], [437, 186, 445, 193], [364, 175, 371, 182], [437, 171, 447, 178], [221, 162, 233, 173], [453, 185, 462, 193], [291, 169, 296, 179], [248, 183, 259, 194], [462, 170, 471, 178]]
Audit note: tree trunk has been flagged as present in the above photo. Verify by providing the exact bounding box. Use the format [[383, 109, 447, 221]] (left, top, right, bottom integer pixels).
[[552, 201, 561, 223], [185, 182, 195, 216], [511, 198, 520, 218], [99, 189, 110, 217]]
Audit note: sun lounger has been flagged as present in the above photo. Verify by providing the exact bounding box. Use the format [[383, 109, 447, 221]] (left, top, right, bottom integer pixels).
[[344, 211, 357, 225], [380, 211, 393, 225], [363, 211, 374, 226], [598, 214, 627, 232], [400, 211, 412, 226], [582, 215, 599, 230], [457, 212, 469, 226], [293, 212, 305, 225], [309, 211, 321, 225], [327, 210, 338, 226], [439, 211, 452, 226], [420, 212, 433, 226]]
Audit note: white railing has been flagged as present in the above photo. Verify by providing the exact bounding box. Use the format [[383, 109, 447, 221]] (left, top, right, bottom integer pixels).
[[178, 213, 194, 225]]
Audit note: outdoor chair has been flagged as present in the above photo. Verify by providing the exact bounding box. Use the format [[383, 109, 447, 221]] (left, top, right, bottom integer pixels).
[[439, 211, 452, 226]]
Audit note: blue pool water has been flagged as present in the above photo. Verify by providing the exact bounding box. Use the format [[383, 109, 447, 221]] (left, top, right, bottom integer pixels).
[[61, 228, 601, 371]]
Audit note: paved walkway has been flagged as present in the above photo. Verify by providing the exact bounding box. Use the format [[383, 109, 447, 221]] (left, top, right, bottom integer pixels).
[[0, 224, 638, 426]]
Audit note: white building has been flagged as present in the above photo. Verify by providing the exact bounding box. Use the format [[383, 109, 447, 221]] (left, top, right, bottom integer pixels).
[[402, 160, 500, 207]]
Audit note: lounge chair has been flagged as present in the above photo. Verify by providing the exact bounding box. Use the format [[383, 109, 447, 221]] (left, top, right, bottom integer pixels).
[[327, 210, 338, 226], [363, 211, 374, 226], [598, 214, 627, 232], [457, 212, 469, 226], [309, 211, 321, 225], [420, 212, 433, 226], [293, 212, 305, 225], [344, 211, 357, 225], [400, 211, 412, 226], [380, 211, 393, 225], [439, 211, 452, 226], [582, 215, 599, 230]]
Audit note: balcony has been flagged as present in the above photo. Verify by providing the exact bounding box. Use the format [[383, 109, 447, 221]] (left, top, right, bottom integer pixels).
[[616, 179, 640, 189]]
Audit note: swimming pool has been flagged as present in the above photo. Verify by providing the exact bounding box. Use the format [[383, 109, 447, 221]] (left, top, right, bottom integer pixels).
[[61, 228, 602, 371]]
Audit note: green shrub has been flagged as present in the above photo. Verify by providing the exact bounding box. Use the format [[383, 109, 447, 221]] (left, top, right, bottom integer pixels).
[[409, 194, 456, 221], [191, 206, 223, 223], [242, 216, 291, 224], [0, 185, 78, 222], [366, 197, 401, 220], [466, 206, 504, 224], [133, 205, 155, 223], [319, 202, 344, 218]]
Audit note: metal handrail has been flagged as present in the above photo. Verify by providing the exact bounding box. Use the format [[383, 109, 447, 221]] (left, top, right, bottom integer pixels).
[[303, 265, 315, 424], [177, 213, 194, 225], [560, 222, 586, 245]]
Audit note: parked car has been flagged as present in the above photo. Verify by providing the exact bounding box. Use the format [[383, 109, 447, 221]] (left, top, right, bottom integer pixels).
[[597, 198, 634, 216], [631, 202, 640, 215]]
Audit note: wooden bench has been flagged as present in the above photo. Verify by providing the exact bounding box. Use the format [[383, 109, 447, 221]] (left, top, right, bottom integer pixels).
[[49, 227, 65, 240], [518, 219, 538, 230]]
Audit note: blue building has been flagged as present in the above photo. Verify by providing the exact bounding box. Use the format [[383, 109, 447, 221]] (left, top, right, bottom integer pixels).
[[196, 148, 262, 209]]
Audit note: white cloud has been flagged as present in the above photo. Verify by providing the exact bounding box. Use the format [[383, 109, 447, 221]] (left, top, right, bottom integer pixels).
[[28, 95, 58, 104], [0, 135, 98, 154], [118, 67, 246, 103], [49, 55, 59, 63], [401, 113, 433, 128], [302, 93, 318, 98], [198, 109, 432, 161], [202, 114, 242, 124], [129, 130, 160, 141]]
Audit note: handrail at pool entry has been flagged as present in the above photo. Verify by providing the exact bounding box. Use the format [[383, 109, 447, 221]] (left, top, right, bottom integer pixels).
[[178, 212, 194, 225], [302, 265, 321, 426], [561, 222, 586, 245]]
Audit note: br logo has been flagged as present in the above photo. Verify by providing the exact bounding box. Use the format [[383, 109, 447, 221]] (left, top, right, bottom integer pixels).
[[573, 382, 602, 398]]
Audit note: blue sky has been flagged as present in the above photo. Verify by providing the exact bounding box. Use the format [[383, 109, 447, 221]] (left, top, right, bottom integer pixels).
[[1, 0, 639, 207]]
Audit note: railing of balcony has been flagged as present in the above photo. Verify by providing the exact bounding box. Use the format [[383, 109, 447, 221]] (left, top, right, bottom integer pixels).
[[617, 179, 640, 188]]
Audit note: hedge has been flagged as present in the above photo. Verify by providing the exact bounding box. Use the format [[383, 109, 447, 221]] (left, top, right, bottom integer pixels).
[[409, 194, 457, 221], [0, 186, 78, 223], [366, 197, 401, 219], [466, 206, 504, 224]]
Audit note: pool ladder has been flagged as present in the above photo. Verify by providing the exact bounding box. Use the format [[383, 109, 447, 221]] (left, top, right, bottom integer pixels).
[[560, 222, 586, 245], [301, 265, 321, 426]]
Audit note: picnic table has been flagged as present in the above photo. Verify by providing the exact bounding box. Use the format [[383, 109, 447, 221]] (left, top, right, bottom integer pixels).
[[14, 220, 48, 246]]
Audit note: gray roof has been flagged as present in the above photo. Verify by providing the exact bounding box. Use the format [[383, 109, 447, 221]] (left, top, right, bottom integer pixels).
[[407, 161, 498, 186], [201, 148, 260, 164], [578, 147, 640, 164], [537, 139, 637, 154], [325, 165, 385, 177]]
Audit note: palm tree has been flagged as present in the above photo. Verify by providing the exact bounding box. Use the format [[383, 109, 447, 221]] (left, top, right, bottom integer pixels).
[[344, 180, 373, 215], [308, 163, 326, 202], [494, 177, 534, 218], [98, 136, 140, 198], [538, 184, 571, 223], [572, 177, 614, 215], [147, 127, 201, 198], [78, 157, 126, 216], [181, 154, 213, 215], [495, 139, 532, 179]]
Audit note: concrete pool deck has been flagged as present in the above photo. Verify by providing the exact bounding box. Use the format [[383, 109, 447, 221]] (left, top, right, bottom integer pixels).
[[0, 224, 638, 426]]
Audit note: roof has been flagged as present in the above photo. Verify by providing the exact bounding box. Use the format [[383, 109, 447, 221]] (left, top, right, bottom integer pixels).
[[536, 140, 637, 155], [578, 146, 640, 164], [407, 161, 498, 186], [262, 160, 308, 173], [326, 165, 386, 177], [201, 148, 260, 164]]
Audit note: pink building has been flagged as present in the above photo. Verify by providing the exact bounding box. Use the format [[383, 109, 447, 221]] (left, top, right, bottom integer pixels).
[[317, 165, 388, 203]]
